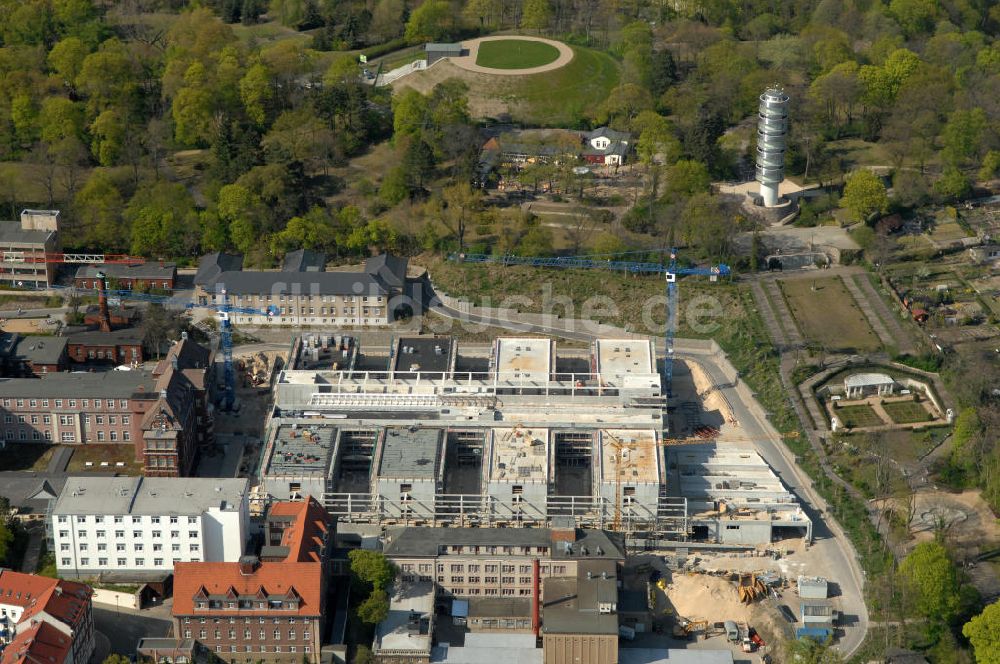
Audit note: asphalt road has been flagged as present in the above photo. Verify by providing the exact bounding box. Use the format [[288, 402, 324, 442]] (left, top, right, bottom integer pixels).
[[93, 604, 172, 656]]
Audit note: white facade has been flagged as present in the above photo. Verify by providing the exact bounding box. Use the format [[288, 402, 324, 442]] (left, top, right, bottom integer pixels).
[[50, 477, 249, 579]]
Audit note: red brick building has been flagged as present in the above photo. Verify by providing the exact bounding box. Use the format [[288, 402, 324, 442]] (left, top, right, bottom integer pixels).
[[0, 570, 95, 664], [65, 328, 144, 367], [172, 498, 331, 663], [74, 263, 177, 291]]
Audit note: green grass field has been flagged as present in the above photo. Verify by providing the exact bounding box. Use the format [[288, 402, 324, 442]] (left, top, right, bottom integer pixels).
[[506, 46, 619, 126], [475, 39, 561, 69], [836, 404, 884, 428], [780, 277, 882, 353], [66, 444, 142, 474], [882, 400, 933, 424]]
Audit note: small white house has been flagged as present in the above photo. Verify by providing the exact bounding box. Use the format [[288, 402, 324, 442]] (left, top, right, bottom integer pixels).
[[844, 373, 896, 399], [583, 127, 631, 166]]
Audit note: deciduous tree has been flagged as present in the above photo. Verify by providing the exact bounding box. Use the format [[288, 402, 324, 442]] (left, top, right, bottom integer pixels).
[[899, 541, 962, 623], [842, 170, 888, 223], [963, 601, 1000, 664]]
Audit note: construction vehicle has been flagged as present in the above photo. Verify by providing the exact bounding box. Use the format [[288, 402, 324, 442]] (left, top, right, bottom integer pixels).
[[724, 620, 739, 642], [449, 249, 730, 397], [671, 617, 708, 639], [737, 573, 768, 604]]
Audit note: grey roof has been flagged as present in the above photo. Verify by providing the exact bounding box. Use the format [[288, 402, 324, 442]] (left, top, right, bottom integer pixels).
[[0, 222, 53, 245], [617, 650, 735, 664], [844, 372, 894, 388], [264, 423, 337, 477], [75, 263, 177, 280], [383, 526, 626, 560], [0, 475, 66, 515], [195, 252, 243, 287], [541, 575, 618, 635], [209, 271, 387, 296], [466, 597, 531, 617], [51, 476, 249, 516], [10, 336, 68, 365], [378, 428, 443, 479], [66, 327, 145, 346], [431, 634, 541, 664], [587, 127, 631, 142], [365, 254, 408, 289], [425, 43, 463, 52], [0, 371, 156, 399], [282, 249, 327, 273], [390, 337, 454, 374]]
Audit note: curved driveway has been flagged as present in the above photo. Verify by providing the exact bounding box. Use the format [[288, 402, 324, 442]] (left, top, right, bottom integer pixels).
[[449, 35, 574, 76]]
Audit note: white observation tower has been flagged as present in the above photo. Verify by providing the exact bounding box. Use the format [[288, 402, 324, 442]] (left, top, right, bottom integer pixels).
[[755, 87, 789, 208]]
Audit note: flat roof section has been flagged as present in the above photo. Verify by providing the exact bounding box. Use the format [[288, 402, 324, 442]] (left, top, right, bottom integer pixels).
[[375, 580, 434, 654], [595, 339, 655, 377], [391, 337, 455, 375], [265, 423, 338, 477], [378, 428, 444, 480], [494, 338, 552, 381], [489, 427, 548, 483], [599, 429, 659, 484]]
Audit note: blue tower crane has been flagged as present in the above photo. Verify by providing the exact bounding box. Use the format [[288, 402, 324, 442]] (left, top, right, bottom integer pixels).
[[448, 250, 730, 396]]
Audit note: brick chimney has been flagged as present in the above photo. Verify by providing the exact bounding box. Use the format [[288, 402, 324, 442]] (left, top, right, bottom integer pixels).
[[238, 555, 260, 576], [95, 271, 111, 333]]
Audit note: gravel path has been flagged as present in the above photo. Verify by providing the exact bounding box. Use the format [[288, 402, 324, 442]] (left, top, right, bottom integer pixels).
[[449, 35, 574, 76]]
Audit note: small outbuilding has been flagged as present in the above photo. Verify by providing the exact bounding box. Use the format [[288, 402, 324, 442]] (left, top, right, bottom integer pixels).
[[844, 372, 895, 399], [425, 43, 464, 65]]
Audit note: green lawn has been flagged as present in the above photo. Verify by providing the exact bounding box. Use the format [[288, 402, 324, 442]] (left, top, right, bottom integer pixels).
[[835, 404, 884, 428], [882, 400, 933, 424], [780, 277, 883, 353], [0, 444, 54, 472], [475, 39, 561, 69], [505, 46, 619, 126], [66, 444, 142, 474]]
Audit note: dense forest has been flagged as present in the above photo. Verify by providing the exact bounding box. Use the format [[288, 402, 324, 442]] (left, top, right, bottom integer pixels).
[[0, 0, 998, 264]]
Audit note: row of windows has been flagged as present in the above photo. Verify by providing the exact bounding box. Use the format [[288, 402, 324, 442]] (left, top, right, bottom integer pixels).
[[235, 317, 385, 325], [64, 557, 198, 566], [399, 563, 566, 575], [439, 545, 551, 556], [230, 294, 382, 304], [184, 630, 310, 641], [445, 576, 533, 585], [207, 645, 310, 654], [2, 428, 129, 443], [399, 576, 539, 597], [59, 515, 198, 524], [59, 529, 199, 539], [7, 414, 131, 425], [73, 348, 139, 360], [2, 398, 128, 409], [184, 617, 303, 625], [63, 542, 199, 553]]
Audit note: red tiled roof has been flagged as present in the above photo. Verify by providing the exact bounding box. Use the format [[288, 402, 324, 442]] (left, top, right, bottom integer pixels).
[[172, 562, 321, 617], [0, 572, 91, 630], [0, 621, 72, 664], [269, 497, 329, 563]]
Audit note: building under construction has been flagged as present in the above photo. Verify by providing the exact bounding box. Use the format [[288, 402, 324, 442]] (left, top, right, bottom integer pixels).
[[257, 335, 810, 544]]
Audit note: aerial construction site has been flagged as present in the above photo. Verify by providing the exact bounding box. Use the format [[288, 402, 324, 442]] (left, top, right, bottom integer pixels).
[[254, 334, 811, 546]]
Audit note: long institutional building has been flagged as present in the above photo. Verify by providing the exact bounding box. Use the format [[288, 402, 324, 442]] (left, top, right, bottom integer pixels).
[[256, 335, 811, 544]]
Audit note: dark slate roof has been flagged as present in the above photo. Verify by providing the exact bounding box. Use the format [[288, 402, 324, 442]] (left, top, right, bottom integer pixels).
[[282, 249, 327, 273], [195, 252, 244, 287], [0, 370, 157, 399], [0, 222, 53, 245], [587, 127, 631, 143], [210, 271, 387, 296], [66, 327, 145, 345], [76, 263, 177, 280], [0, 476, 66, 515], [365, 254, 408, 289], [11, 336, 68, 365], [383, 526, 626, 560]]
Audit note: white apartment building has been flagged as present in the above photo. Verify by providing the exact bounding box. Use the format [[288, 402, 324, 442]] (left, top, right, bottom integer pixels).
[[50, 477, 250, 580]]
